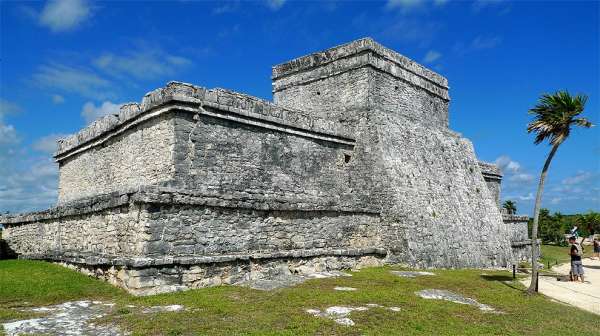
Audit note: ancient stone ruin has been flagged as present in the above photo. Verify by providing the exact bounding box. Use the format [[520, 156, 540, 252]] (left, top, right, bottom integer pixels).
[[0, 38, 530, 295]]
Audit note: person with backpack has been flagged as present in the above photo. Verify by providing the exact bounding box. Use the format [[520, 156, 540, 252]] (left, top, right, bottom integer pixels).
[[568, 236, 585, 283]]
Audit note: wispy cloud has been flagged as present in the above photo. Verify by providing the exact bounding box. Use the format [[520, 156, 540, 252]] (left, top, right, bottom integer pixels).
[[386, 0, 423, 12], [93, 48, 192, 81], [38, 0, 92, 32], [0, 102, 61, 212], [0, 156, 59, 213], [454, 35, 503, 55], [265, 0, 286, 11], [562, 171, 593, 186], [0, 124, 18, 147], [81, 101, 122, 125], [0, 99, 22, 119], [423, 50, 441, 64], [472, 0, 510, 14], [386, 0, 448, 12], [495, 155, 535, 185], [380, 18, 441, 44], [0, 99, 21, 147], [51, 94, 65, 104], [32, 134, 67, 154], [471, 35, 503, 50], [212, 0, 240, 15], [31, 63, 114, 100]]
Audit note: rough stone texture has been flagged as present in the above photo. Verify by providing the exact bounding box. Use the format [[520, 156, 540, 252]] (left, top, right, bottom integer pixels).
[[503, 214, 532, 262], [57, 115, 177, 204], [2, 301, 123, 336], [415, 289, 499, 312], [479, 161, 502, 208], [1, 38, 526, 294]]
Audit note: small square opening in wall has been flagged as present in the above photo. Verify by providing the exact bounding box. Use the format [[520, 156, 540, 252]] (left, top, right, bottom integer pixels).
[[344, 154, 352, 163]]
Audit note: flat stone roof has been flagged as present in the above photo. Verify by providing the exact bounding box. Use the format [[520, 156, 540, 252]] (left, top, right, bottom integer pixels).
[[272, 37, 448, 89], [54, 82, 355, 160]]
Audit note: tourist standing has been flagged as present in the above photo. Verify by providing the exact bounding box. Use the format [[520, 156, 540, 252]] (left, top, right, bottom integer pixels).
[[568, 236, 585, 283], [593, 238, 600, 260]]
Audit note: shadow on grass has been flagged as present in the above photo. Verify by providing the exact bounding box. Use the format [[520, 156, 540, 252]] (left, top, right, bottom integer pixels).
[[480, 275, 514, 282], [479, 274, 526, 292]]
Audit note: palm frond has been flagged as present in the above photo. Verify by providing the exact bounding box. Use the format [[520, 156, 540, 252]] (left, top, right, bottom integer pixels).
[[527, 90, 591, 146]]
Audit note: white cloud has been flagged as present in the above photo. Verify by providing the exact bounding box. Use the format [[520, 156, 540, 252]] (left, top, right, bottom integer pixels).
[[562, 171, 592, 186], [51, 94, 65, 104], [508, 193, 534, 201], [470, 35, 502, 50], [0, 106, 60, 212], [32, 63, 114, 100], [0, 157, 59, 213], [386, 0, 448, 12], [509, 173, 535, 184], [453, 35, 503, 56], [93, 49, 192, 81], [39, 0, 91, 32], [0, 124, 19, 146], [472, 0, 509, 13], [265, 0, 286, 11], [495, 155, 535, 185], [0, 99, 21, 147], [423, 50, 441, 64], [33, 134, 67, 154], [81, 101, 121, 125], [0, 99, 21, 119], [380, 19, 440, 44], [386, 0, 422, 11], [212, 0, 241, 15], [495, 155, 520, 174]]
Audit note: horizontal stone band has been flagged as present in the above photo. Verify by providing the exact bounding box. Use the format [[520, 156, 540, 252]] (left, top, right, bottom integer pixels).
[[18, 247, 389, 267]]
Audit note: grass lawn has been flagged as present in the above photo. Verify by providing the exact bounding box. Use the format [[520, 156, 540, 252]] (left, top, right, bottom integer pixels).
[[1, 260, 599, 335], [540, 244, 593, 267]]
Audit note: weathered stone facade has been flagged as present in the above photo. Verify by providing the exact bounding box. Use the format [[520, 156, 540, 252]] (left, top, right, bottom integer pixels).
[[1, 38, 528, 294]]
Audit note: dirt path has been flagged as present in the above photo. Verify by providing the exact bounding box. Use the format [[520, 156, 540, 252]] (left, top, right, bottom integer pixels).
[[521, 258, 600, 315]]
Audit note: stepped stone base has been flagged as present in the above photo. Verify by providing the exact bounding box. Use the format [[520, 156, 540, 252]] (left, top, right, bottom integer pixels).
[[54, 253, 386, 296]]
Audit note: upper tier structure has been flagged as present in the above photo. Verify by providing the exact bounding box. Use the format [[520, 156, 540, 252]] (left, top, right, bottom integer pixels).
[[272, 37, 450, 129]]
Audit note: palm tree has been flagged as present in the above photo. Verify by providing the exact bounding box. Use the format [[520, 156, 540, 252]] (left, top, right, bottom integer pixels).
[[502, 200, 517, 215], [527, 90, 593, 294]]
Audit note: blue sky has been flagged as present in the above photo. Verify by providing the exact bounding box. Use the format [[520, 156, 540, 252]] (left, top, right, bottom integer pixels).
[[0, 0, 598, 215]]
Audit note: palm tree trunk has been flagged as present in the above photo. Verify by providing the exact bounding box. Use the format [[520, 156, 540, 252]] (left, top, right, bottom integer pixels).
[[527, 143, 560, 294]]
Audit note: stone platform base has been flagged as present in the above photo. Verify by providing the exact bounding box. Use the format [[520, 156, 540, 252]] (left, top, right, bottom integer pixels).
[[56, 253, 387, 296]]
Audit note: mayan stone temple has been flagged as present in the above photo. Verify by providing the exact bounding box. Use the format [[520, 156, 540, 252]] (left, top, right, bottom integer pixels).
[[1, 38, 530, 295]]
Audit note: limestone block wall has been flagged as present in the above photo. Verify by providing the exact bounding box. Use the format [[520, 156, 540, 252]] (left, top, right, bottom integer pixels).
[[374, 112, 513, 268], [142, 205, 384, 257], [1, 198, 146, 260], [1, 189, 386, 264], [272, 38, 449, 130], [368, 69, 449, 129], [171, 112, 357, 206], [57, 114, 176, 204], [479, 161, 502, 208]]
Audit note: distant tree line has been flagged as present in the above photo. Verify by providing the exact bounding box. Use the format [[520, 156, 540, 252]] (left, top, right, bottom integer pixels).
[[528, 210, 600, 245]]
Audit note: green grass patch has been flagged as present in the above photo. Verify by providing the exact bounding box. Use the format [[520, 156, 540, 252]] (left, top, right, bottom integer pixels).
[[1, 260, 599, 335], [540, 244, 592, 267]]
